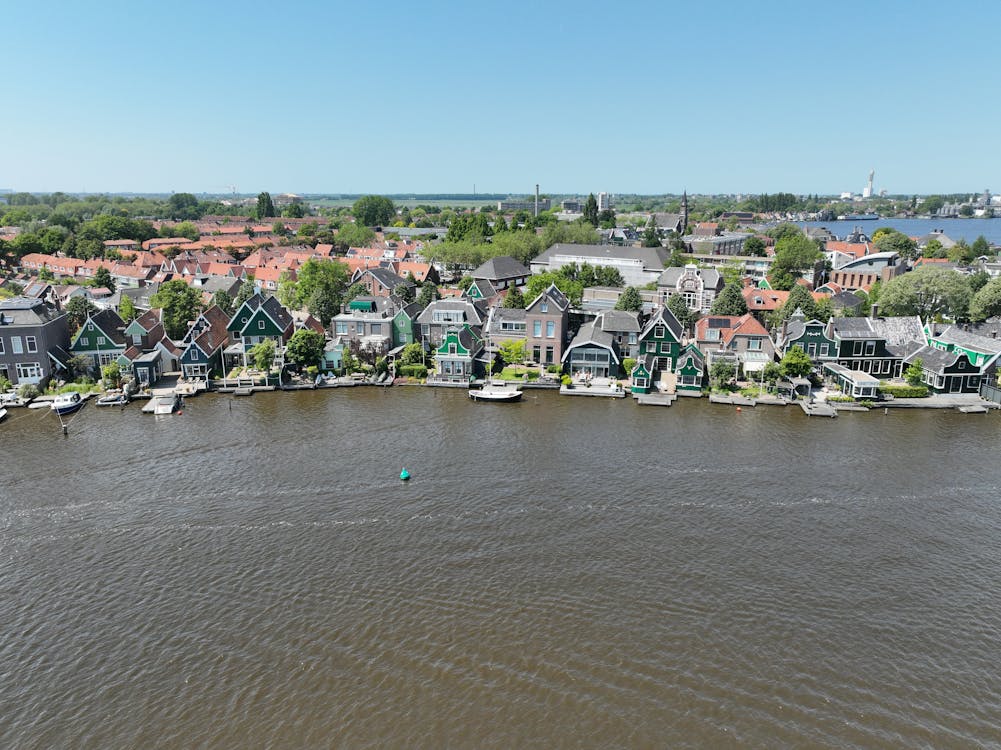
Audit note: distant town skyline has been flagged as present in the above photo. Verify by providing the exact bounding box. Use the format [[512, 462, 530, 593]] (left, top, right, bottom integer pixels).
[[5, 1, 999, 196]]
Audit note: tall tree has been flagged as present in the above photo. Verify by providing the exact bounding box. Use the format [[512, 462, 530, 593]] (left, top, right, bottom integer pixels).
[[743, 236, 766, 257], [92, 265, 115, 293], [150, 279, 203, 338], [582, 194, 599, 227], [770, 234, 822, 291], [235, 279, 256, 307], [779, 345, 814, 378], [284, 329, 326, 369], [709, 282, 748, 316], [256, 191, 276, 219], [65, 296, 96, 332], [969, 276, 1001, 321], [352, 195, 396, 226], [878, 265, 972, 321], [667, 293, 698, 333], [212, 290, 235, 316], [503, 286, 525, 308], [615, 286, 643, 312], [641, 216, 661, 247], [118, 295, 137, 323]]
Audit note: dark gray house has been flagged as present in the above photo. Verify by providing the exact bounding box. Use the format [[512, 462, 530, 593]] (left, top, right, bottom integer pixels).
[[0, 296, 71, 388], [471, 255, 530, 290]]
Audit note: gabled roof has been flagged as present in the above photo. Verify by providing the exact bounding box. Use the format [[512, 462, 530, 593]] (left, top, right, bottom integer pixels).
[[471, 255, 529, 281], [132, 308, 163, 332], [639, 306, 683, 341], [562, 320, 620, 363], [903, 344, 964, 372], [259, 295, 294, 332], [416, 298, 487, 325], [355, 266, 410, 290], [596, 310, 641, 333], [84, 309, 127, 346], [0, 296, 64, 325], [828, 316, 924, 346], [931, 325, 1001, 356], [466, 278, 497, 300], [526, 283, 569, 313], [694, 314, 769, 348]]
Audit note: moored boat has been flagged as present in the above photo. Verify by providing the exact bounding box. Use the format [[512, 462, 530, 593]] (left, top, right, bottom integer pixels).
[[469, 382, 523, 402], [50, 392, 84, 416], [96, 392, 130, 407], [0, 407, 7, 422]]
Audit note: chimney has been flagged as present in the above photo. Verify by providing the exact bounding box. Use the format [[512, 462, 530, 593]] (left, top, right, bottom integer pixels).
[[870, 302, 879, 320], [534, 184, 540, 217]]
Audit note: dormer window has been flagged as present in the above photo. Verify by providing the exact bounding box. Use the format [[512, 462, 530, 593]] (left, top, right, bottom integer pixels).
[[259, 320, 265, 330], [540, 302, 549, 313]]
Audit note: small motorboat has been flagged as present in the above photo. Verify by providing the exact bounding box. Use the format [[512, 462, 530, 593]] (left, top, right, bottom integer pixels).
[[96, 392, 130, 407], [400, 468, 411, 481], [469, 382, 523, 402], [51, 392, 84, 416], [153, 394, 182, 415], [0, 407, 7, 423]]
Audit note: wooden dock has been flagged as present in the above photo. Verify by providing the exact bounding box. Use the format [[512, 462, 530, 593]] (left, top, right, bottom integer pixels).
[[800, 400, 838, 418], [635, 392, 677, 407]]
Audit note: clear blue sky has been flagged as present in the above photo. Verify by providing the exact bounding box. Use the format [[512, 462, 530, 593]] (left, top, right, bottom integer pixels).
[[5, 1, 998, 196]]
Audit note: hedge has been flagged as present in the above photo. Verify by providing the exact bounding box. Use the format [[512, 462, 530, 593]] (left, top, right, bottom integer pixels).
[[399, 364, 428, 378], [877, 384, 929, 398]]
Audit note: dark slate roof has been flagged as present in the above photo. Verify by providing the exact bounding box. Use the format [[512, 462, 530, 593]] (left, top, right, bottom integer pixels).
[[471, 255, 529, 281], [535, 243, 670, 271], [527, 283, 570, 312], [0, 296, 64, 325], [89, 309, 127, 345], [492, 307, 527, 323], [969, 318, 1001, 340], [597, 310, 641, 333], [829, 315, 923, 345], [260, 295, 293, 331], [562, 320, 619, 363], [903, 344, 961, 373], [830, 291, 864, 309], [363, 267, 410, 290], [417, 299, 487, 325], [932, 325, 1001, 355], [639, 306, 684, 341], [466, 279, 497, 299]]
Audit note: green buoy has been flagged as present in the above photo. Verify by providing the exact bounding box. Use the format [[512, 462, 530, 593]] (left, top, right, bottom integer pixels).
[[400, 468, 410, 481]]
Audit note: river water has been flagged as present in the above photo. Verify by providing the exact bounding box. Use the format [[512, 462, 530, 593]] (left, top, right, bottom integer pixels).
[[797, 217, 1001, 245], [2, 389, 1001, 748]]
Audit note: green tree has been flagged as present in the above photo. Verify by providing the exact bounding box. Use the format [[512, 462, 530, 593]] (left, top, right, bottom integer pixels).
[[597, 209, 616, 229], [283, 202, 305, 218], [971, 235, 990, 257], [969, 270, 991, 293], [67, 353, 94, 380], [710, 282, 748, 316], [776, 284, 817, 322], [416, 283, 439, 307], [767, 223, 804, 243], [172, 221, 201, 241], [249, 339, 275, 372], [393, 283, 415, 303], [524, 271, 584, 307], [873, 228, 917, 259], [118, 295, 137, 323], [65, 296, 96, 332], [641, 216, 661, 248], [667, 293, 698, 333], [399, 342, 425, 366], [710, 360, 736, 389], [352, 195, 395, 226], [878, 265, 972, 321], [92, 265, 116, 293], [498, 339, 526, 365], [770, 234, 822, 290], [150, 279, 203, 338], [101, 362, 121, 388], [503, 287, 525, 308], [212, 290, 235, 316], [904, 359, 924, 387], [947, 239, 974, 265], [920, 195, 945, 215], [308, 284, 341, 327], [615, 286, 643, 312], [335, 222, 375, 249], [167, 193, 201, 220], [458, 275, 474, 291], [256, 191, 276, 219], [285, 328, 326, 369], [280, 258, 351, 310], [744, 236, 766, 256], [582, 193, 599, 227], [234, 279, 256, 307], [761, 360, 782, 385], [969, 277, 1001, 321], [779, 345, 813, 378]]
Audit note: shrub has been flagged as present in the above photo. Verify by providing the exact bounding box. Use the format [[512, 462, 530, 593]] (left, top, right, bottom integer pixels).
[[877, 384, 929, 398], [524, 370, 540, 380], [622, 357, 637, 374], [560, 374, 572, 387], [546, 364, 562, 374], [399, 364, 428, 378], [18, 383, 40, 399]]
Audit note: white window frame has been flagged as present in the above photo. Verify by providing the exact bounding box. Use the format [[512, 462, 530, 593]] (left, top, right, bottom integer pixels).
[[26, 336, 37, 353], [11, 336, 23, 354]]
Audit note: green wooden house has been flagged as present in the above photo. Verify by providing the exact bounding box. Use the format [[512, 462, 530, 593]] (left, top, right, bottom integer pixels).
[[630, 354, 656, 393], [433, 325, 483, 382], [70, 309, 127, 372], [676, 343, 706, 393], [629, 306, 684, 393], [392, 303, 421, 348], [777, 310, 837, 361]]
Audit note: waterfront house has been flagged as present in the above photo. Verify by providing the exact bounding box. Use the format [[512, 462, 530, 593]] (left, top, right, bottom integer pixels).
[[524, 283, 570, 367], [224, 295, 294, 370], [562, 319, 621, 378], [694, 314, 775, 377], [392, 302, 422, 349], [432, 325, 484, 383], [0, 296, 71, 388], [775, 310, 837, 362], [594, 310, 642, 359], [675, 343, 707, 393], [123, 309, 165, 351], [331, 296, 397, 362], [656, 265, 723, 314], [629, 306, 685, 392], [70, 309, 127, 373], [471, 255, 530, 290], [417, 298, 488, 349], [902, 345, 994, 394], [179, 309, 229, 379], [825, 314, 924, 377], [483, 306, 527, 361]]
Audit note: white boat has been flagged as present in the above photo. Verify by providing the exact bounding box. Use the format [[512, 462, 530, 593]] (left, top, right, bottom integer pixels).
[[51, 392, 84, 416], [469, 382, 523, 402], [0, 407, 7, 422], [96, 392, 130, 407], [153, 394, 181, 415]]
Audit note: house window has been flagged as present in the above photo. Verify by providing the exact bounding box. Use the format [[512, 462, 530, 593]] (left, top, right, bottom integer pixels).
[[11, 336, 23, 354], [654, 325, 665, 339], [660, 342, 671, 354], [865, 341, 875, 356], [98, 352, 115, 366], [532, 345, 541, 361], [26, 336, 37, 353], [540, 302, 549, 313], [853, 341, 863, 355], [16, 362, 42, 380], [335, 323, 348, 335], [448, 344, 457, 354], [820, 344, 829, 356], [0, 338, 4, 354], [259, 320, 266, 330], [629, 333, 637, 345], [371, 324, 382, 335], [533, 321, 542, 337], [97, 336, 106, 346], [748, 338, 762, 351], [133, 334, 143, 345], [545, 346, 554, 364], [706, 330, 719, 341], [807, 343, 817, 357], [546, 321, 555, 338]]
